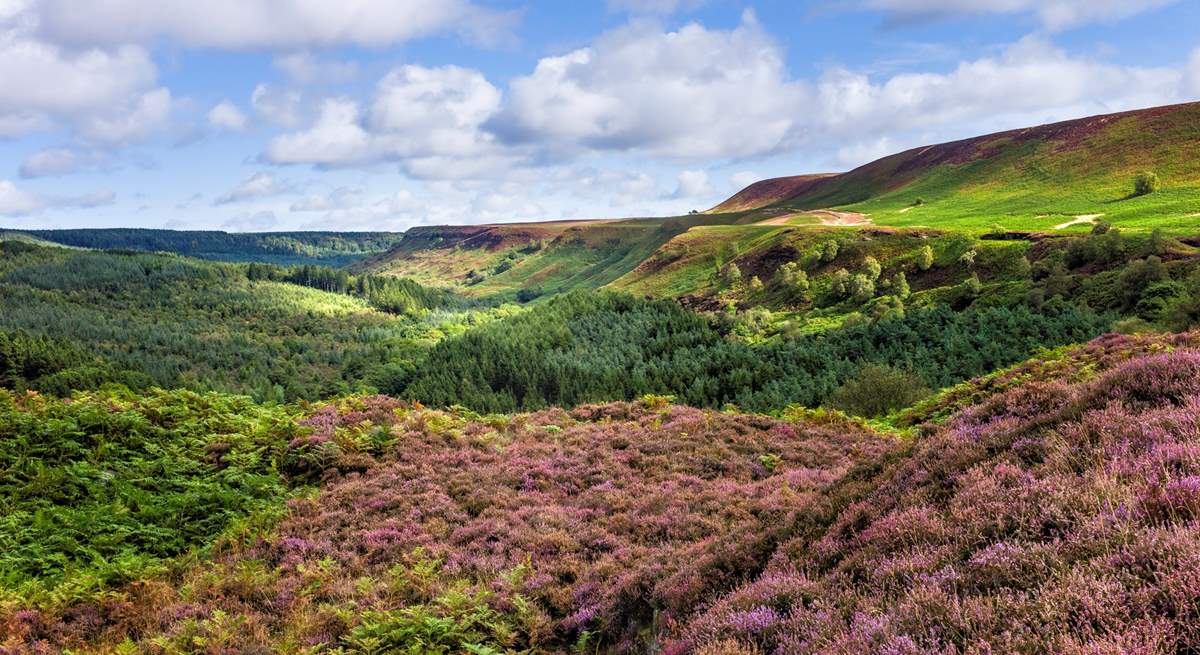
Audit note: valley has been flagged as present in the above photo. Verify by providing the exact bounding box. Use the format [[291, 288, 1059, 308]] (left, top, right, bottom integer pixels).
[[3, 102, 1200, 654]]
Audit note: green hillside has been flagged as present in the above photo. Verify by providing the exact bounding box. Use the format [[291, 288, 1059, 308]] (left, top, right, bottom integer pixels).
[[717, 102, 1200, 232], [361, 103, 1200, 307], [363, 213, 743, 300]]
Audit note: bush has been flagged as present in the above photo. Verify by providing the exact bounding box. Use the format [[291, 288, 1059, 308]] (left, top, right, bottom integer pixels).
[[827, 363, 931, 417], [1133, 171, 1161, 196]]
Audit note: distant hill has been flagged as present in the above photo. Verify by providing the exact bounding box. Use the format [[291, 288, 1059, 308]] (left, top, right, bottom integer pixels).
[[711, 102, 1200, 231], [7, 228, 405, 266], [709, 173, 836, 213], [361, 214, 742, 300], [366, 103, 1200, 303]]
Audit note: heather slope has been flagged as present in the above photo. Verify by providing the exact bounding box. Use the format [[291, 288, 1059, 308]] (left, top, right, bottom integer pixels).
[[668, 337, 1200, 654], [0, 394, 894, 653], [6, 334, 1200, 654]]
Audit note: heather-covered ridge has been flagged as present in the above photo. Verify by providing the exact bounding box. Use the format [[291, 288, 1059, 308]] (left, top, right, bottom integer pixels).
[[667, 341, 1200, 654], [0, 395, 894, 654], [5, 334, 1200, 654], [897, 330, 1200, 427]]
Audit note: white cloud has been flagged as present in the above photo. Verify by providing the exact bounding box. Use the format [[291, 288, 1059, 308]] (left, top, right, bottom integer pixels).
[[290, 186, 364, 212], [265, 98, 373, 165], [29, 0, 516, 49], [71, 189, 116, 208], [250, 84, 305, 128], [835, 136, 899, 168], [207, 100, 248, 131], [1186, 49, 1200, 97], [76, 87, 173, 145], [808, 36, 1183, 146], [215, 172, 285, 204], [222, 209, 277, 231], [494, 11, 804, 159], [673, 170, 711, 198], [265, 65, 507, 175], [608, 0, 704, 15], [730, 171, 761, 190], [274, 52, 358, 85], [0, 179, 43, 215], [20, 148, 79, 178], [0, 179, 116, 216], [863, 0, 1177, 31], [0, 23, 166, 142]]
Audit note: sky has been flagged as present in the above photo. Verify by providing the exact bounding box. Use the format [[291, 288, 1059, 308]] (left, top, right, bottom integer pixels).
[[0, 0, 1198, 232]]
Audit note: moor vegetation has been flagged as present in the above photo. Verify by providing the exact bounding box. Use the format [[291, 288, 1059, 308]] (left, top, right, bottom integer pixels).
[[4, 334, 1200, 654], [3, 103, 1200, 654]]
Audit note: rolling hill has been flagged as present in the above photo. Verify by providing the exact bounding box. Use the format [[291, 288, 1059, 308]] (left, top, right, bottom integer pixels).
[[365, 102, 1200, 304], [712, 101, 1200, 231], [7, 331, 1200, 653]]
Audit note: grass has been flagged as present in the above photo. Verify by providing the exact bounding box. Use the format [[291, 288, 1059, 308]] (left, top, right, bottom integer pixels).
[[748, 104, 1200, 234]]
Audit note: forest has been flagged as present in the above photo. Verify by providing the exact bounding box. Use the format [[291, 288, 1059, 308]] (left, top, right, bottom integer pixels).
[[401, 290, 1112, 413], [8, 228, 404, 266], [0, 242, 468, 402]]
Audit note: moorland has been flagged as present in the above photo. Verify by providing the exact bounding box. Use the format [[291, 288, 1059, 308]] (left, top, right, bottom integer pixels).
[[3, 102, 1200, 654]]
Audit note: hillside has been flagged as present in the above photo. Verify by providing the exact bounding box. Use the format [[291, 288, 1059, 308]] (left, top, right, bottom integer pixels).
[[5, 332, 1200, 653], [0, 241, 468, 401], [362, 214, 742, 299], [709, 174, 837, 213], [9, 228, 405, 266], [362, 103, 1200, 306], [712, 102, 1200, 232]]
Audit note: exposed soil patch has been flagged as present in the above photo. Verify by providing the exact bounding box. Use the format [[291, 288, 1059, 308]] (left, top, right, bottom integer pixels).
[[1053, 214, 1103, 230], [754, 210, 871, 227]]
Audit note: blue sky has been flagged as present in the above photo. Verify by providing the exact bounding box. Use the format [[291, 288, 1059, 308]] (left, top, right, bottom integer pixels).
[[0, 0, 1197, 231]]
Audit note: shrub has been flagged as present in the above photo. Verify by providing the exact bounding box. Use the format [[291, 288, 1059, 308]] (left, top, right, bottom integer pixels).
[[827, 363, 931, 417], [1133, 171, 1161, 196], [916, 245, 934, 271]]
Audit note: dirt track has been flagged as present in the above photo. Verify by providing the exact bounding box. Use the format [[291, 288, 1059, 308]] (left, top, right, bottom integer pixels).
[[755, 210, 872, 226]]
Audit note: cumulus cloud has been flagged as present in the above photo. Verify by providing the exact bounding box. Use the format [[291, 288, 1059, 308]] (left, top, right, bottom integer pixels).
[[493, 12, 804, 159], [222, 209, 278, 231], [29, 0, 517, 49], [207, 100, 248, 131], [265, 65, 507, 176], [0, 22, 168, 143], [0, 179, 115, 216], [215, 172, 286, 204], [1186, 49, 1200, 97], [0, 179, 43, 215], [265, 98, 373, 165], [808, 36, 1182, 145], [863, 0, 1177, 31], [250, 84, 305, 128], [20, 148, 80, 178], [673, 170, 712, 198], [274, 52, 358, 85], [290, 186, 364, 212], [77, 87, 173, 145], [608, 0, 704, 15], [730, 171, 761, 191], [70, 189, 116, 208]]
